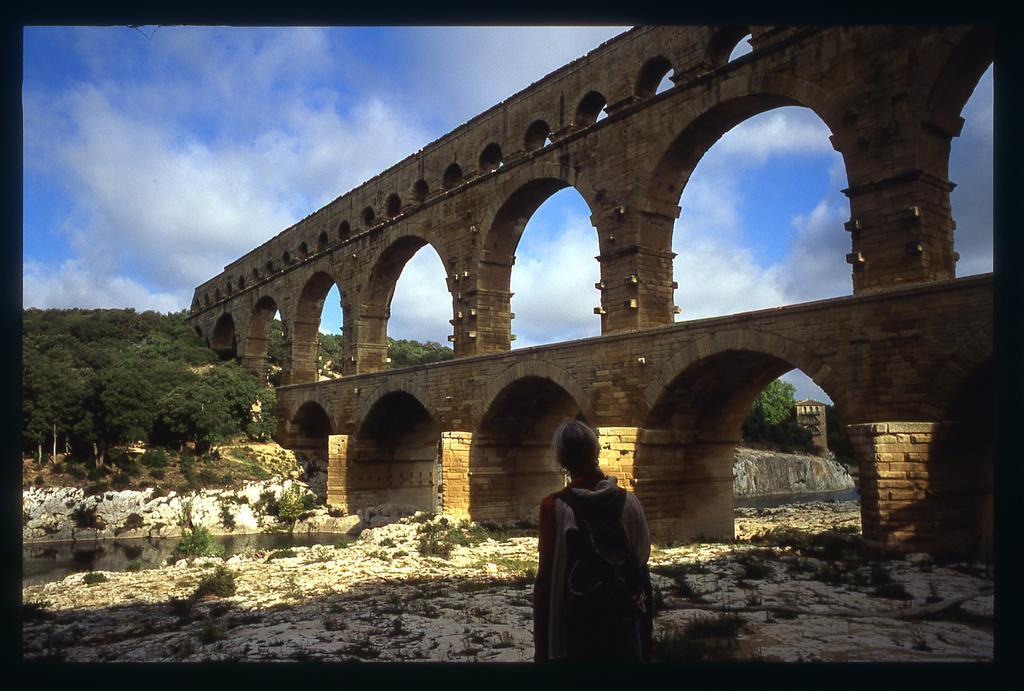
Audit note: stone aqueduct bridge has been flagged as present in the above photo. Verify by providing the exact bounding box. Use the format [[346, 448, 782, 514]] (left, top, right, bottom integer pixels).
[[186, 26, 994, 559]]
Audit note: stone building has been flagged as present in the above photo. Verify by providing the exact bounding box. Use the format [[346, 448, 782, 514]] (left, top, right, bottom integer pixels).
[[796, 399, 829, 455]]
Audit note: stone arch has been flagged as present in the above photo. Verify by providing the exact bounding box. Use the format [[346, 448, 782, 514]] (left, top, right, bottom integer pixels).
[[479, 142, 504, 172], [348, 382, 442, 515], [354, 379, 444, 433], [469, 361, 592, 522], [524, 119, 552, 150], [706, 26, 753, 68], [287, 397, 334, 437], [356, 232, 454, 373], [574, 90, 608, 127], [474, 360, 594, 430], [209, 312, 238, 360], [285, 398, 334, 483], [242, 292, 284, 380], [635, 55, 674, 99], [641, 329, 850, 424], [920, 324, 993, 421], [288, 269, 349, 384], [643, 74, 844, 218], [478, 169, 599, 291], [442, 162, 463, 190], [636, 329, 850, 543], [924, 27, 994, 136]]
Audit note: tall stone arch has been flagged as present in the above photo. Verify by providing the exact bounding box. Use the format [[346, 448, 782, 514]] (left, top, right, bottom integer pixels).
[[352, 232, 454, 373]]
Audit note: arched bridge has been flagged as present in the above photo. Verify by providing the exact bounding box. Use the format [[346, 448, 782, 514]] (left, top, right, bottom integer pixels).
[[186, 25, 994, 559]]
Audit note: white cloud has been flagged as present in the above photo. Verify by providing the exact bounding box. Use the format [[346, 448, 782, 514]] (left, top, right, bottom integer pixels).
[[950, 65, 993, 276], [673, 235, 790, 320], [511, 215, 602, 348], [23, 28, 433, 311], [711, 108, 834, 167], [23, 259, 186, 313], [776, 197, 852, 303], [401, 27, 630, 126], [388, 247, 453, 345]]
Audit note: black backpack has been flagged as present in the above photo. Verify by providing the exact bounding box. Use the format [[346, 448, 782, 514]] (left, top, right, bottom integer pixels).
[[556, 486, 649, 661]]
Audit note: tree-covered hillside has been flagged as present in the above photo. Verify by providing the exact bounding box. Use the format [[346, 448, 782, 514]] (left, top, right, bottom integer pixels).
[[22, 308, 276, 465]]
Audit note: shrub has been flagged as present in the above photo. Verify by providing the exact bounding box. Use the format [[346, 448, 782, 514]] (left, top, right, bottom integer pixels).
[[266, 548, 297, 561], [122, 513, 145, 531], [140, 449, 171, 468], [71, 505, 101, 529], [34, 474, 45, 486], [126, 560, 142, 572], [193, 565, 237, 598], [254, 489, 278, 516], [416, 518, 488, 558], [334, 536, 354, 549], [83, 571, 108, 585], [220, 505, 236, 531], [169, 525, 224, 562], [276, 485, 314, 522]]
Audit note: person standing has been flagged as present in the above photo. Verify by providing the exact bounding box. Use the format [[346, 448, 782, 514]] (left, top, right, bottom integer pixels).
[[533, 419, 654, 662]]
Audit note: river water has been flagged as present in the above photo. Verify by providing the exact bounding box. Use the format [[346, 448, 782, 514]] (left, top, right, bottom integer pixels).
[[23, 488, 860, 586], [22, 532, 348, 588]]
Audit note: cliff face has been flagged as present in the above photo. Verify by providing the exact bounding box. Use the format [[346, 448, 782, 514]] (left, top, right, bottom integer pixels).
[[733, 447, 854, 497]]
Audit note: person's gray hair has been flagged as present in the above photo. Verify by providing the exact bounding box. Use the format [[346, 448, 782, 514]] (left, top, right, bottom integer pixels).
[[552, 419, 599, 475]]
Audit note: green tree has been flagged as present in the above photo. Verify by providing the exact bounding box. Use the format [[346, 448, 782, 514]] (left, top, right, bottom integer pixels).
[[246, 386, 278, 441], [155, 378, 236, 454], [742, 379, 814, 452], [317, 332, 346, 377], [387, 338, 454, 368]]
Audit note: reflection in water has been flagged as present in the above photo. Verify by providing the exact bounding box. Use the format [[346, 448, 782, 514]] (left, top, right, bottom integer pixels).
[[23, 532, 345, 587]]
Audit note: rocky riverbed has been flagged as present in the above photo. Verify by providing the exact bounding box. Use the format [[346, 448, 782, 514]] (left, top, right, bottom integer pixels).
[[22, 500, 993, 663]]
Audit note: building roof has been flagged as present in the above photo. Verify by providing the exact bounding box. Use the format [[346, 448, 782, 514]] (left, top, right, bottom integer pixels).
[[796, 399, 827, 406]]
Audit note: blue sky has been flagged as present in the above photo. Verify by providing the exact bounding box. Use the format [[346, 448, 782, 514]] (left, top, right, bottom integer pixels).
[[22, 27, 993, 403]]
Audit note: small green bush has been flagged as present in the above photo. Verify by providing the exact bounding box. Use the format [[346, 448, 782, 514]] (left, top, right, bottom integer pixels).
[[126, 560, 142, 572], [83, 571, 108, 585], [276, 485, 315, 522], [169, 525, 224, 562], [416, 518, 489, 558], [140, 449, 171, 468], [34, 474, 45, 486], [193, 566, 237, 599], [334, 536, 354, 549], [267, 548, 297, 561]]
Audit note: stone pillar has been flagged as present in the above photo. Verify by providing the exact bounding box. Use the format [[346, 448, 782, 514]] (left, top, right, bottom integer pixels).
[[595, 427, 640, 490], [440, 431, 472, 518], [325, 434, 351, 513], [351, 306, 389, 374], [286, 317, 321, 384], [847, 421, 987, 558], [594, 209, 677, 333], [633, 430, 735, 543], [843, 171, 957, 292]]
